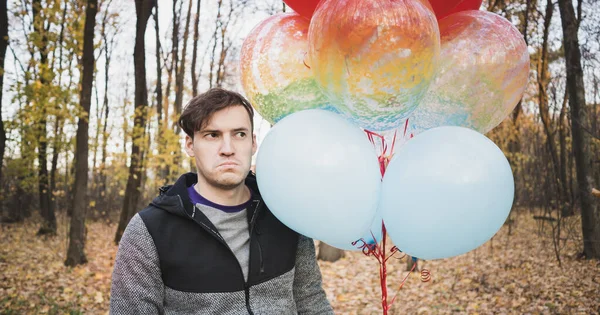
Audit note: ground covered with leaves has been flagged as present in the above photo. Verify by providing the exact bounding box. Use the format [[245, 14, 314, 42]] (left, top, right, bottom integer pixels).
[[1, 211, 599, 314]]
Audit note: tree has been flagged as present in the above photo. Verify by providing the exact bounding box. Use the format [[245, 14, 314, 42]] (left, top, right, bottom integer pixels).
[[174, 0, 192, 135], [115, 0, 156, 244], [65, 0, 98, 266], [317, 242, 345, 262], [49, 0, 69, 216], [32, 0, 56, 235], [557, 0, 600, 259], [0, 0, 8, 204], [190, 0, 202, 97], [95, 0, 117, 205], [164, 0, 182, 124], [536, 0, 572, 217], [153, 3, 163, 122]]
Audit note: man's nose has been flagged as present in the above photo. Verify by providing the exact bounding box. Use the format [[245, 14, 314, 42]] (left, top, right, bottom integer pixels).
[[219, 136, 234, 156]]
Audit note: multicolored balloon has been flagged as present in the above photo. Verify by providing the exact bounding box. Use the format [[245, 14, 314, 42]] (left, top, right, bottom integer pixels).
[[410, 10, 530, 134], [240, 13, 333, 125], [308, 0, 440, 131]]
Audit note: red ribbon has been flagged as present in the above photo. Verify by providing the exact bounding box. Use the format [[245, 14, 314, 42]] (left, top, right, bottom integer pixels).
[[357, 118, 430, 314]]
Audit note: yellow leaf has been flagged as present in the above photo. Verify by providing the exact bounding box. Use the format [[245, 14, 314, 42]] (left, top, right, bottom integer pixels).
[[95, 292, 104, 304]]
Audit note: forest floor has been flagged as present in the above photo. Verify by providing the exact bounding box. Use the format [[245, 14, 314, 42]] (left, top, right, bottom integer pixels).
[[1, 210, 599, 314]]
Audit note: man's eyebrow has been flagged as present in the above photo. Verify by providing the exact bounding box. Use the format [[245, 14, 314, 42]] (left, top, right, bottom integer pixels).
[[199, 129, 221, 133], [198, 128, 249, 133]]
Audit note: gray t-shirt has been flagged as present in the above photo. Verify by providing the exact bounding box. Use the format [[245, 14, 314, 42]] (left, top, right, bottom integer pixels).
[[188, 184, 251, 281]]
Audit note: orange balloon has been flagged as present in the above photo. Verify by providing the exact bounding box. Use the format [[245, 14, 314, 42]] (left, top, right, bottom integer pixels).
[[308, 0, 440, 131]]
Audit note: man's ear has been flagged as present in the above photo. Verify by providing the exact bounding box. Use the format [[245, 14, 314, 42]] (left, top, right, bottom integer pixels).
[[185, 135, 195, 157], [252, 134, 257, 155]]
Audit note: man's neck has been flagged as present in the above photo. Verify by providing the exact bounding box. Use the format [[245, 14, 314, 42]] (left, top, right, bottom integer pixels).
[[194, 179, 251, 206]]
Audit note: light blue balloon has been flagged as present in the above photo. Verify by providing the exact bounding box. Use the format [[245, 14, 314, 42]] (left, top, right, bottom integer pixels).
[[380, 126, 514, 260], [358, 212, 383, 245], [256, 109, 381, 251]]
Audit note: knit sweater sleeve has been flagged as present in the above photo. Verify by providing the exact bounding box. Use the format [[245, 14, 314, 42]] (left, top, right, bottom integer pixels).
[[293, 235, 334, 314], [110, 214, 165, 314]]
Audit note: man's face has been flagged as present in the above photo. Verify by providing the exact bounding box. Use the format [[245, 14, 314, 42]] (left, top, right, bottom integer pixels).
[[185, 105, 257, 190]]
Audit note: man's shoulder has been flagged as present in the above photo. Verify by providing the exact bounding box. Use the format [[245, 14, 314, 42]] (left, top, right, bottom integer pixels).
[[136, 203, 189, 233], [137, 204, 163, 223]]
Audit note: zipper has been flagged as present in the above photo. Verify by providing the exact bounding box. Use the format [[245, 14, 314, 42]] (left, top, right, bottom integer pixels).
[[248, 200, 265, 274], [257, 241, 264, 274], [245, 283, 254, 315], [245, 199, 262, 314], [177, 195, 257, 315]]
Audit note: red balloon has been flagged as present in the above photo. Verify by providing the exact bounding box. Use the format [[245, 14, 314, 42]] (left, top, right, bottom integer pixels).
[[428, 0, 482, 20], [283, 0, 322, 20], [441, 0, 483, 19], [428, 0, 462, 19]]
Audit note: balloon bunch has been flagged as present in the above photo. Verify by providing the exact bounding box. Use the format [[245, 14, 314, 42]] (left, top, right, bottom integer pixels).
[[242, 0, 529, 313]]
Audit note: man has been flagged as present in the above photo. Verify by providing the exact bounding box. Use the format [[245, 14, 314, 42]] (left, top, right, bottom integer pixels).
[[110, 88, 334, 314]]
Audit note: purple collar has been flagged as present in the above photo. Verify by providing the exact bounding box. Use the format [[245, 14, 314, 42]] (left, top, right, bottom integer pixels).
[[187, 184, 252, 213]]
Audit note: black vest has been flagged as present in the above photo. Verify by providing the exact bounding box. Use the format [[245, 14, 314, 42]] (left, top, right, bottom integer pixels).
[[139, 173, 299, 295]]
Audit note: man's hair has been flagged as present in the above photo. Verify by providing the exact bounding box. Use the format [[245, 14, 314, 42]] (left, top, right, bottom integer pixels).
[[178, 88, 254, 138]]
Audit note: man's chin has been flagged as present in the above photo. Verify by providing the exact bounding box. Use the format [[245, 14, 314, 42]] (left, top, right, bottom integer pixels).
[[210, 173, 246, 190]]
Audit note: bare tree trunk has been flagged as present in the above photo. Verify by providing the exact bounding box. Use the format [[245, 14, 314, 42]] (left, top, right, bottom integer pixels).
[[191, 0, 202, 97], [121, 85, 130, 157], [0, 0, 8, 204], [153, 5, 170, 182], [92, 72, 101, 176], [502, 0, 531, 212], [317, 242, 345, 262], [166, 0, 182, 120], [215, 3, 234, 87], [592, 77, 600, 192], [558, 90, 571, 215], [208, 0, 223, 88], [50, 120, 63, 212], [174, 0, 192, 134], [62, 56, 77, 215], [511, 0, 531, 123], [153, 5, 163, 122], [558, 0, 600, 259], [115, 0, 155, 244], [66, 0, 98, 266], [50, 1, 69, 213], [98, 101, 109, 201], [32, 0, 56, 235], [215, 2, 235, 87], [95, 0, 114, 205], [537, 0, 572, 217]]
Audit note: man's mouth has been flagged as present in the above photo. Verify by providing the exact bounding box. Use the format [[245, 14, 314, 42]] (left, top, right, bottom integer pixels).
[[219, 162, 238, 167]]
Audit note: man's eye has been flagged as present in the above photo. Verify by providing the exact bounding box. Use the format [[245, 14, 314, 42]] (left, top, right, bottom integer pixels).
[[236, 132, 247, 138], [205, 133, 218, 138]]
